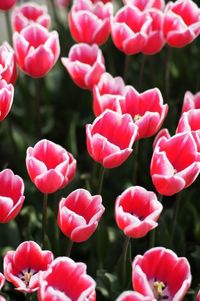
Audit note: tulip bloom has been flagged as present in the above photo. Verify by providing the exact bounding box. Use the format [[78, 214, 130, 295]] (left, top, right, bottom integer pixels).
[[58, 189, 105, 242], [0, 42, 17, 84], [132, 247, 192, 300], [196, 290, 200, 301], [4, 241, 53, 293], [117, 291, 154, 301], [152, 128, 171, 150], [115, 186, 162, 238], [0, 0, 16, 10], [68, 0, 113, 45], [12, 2, 51, 33], [151, 132, 200, 196], [122, 0, 165, 11], [0, 169, 25, 223], [62, 43, 105, 90], [38, 257, 96, 301], [13, 23, 60, 78], [0, 79, 14, 121], [0, 274, 5, 290], [86, 110, 138, 168], [26, 139, 76, 194], [182, 90, 200, 113], [163, 0, 200, 48]]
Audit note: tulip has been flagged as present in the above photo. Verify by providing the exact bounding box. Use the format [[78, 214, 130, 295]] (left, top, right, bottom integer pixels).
[[86, 110, 138, 168], [62, 43, 105, 90], [13, 23, 60, 78], [152, 128, 171, 150], [54, 0, 70, 8], [0, 42, 17, 84], [150, 132, 200, 196], [196, 290, 200, 301], [38, 257, 96, 301], [58, 188, 105, 242], [122, 0, 165, 11], [182, 90, 200, 113], [26, 139, 76, 194], [132, 247, 192, 300], [12, 2, 51, 33], [0, 0, 16, 10], [0, 79, 14, 121], [163, 0, 200, 48], [116, 291, 154, 301], [115, 186, 163, 238], [4, 241, 53, 293], [0, 169, 25, 223], [68, 0, 113, 45], [0, 274, 5, 290]]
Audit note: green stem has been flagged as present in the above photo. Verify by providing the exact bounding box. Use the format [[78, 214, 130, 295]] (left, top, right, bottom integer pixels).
[[149, 194, 163, 248], [122, 236, 131, 287], [6, 119, 18, 158], [164, 46, 172, 99], [97, 165, 105, 195], [66, 238, 74, 257], [26, 294, 32, 301], [170, 193, 181, 246], [35, 78, 41, 139], [132, 140, 139, 184], [123, 55, 131, 82], [5, 11, 12, 45], [42, 193, 48, 248], [138, 55, 146, 91]]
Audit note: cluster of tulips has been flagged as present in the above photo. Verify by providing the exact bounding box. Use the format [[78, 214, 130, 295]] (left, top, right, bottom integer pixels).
[[0, 0, 200, 300]]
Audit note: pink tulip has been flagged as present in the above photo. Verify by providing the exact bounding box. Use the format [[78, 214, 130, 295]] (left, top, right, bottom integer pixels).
[[0, 297, 5, 301], [58, 188, 105, 242], [38, 257, 96, 301], [4, 241, 53, 293], [182, 90, 200, 113], [91, 0, 112, 3], [13, 23, 60, 78], [12, 2, 51, 33], [151, 132, 200, 196], [117, 291, 154, 301], [122, 0, 165, 11], [0, 0, 16, 10], [86, 110, 138, 168], [0, 42, 17, 84], [54, 0, 70, 8], [196, 290, 200, 301], [0, 169, 25, 223], [132, 247, 192, 300], [0, 79, 14, 121], [62, 43, 105, 90], [152, 128, 171, 150], [26, 139, 76, 194], [0, 274, 5, 290], [68, 0, 113, 45], [111, 5, 152, 55], [115, 186, 162, 238], [163, 0, 200, 48], [120, 87, 168, 140]]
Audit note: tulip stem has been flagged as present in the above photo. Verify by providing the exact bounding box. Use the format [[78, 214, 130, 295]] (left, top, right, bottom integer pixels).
[[132, 140, 139, 184], [138, 55, 146, 91], [123, 55, 131, 81], [5, 11, 12, 45], [149, 194, 163, 248], [97, 165, 105, 195], [122, 236, 131, 287], [34, 78, 42, 139], [42, 193, 48, 248], [66, 239, 74, 257], [26, 294, 32, 301], [170, 193, 181, 246], [164, 46, 172, 99]]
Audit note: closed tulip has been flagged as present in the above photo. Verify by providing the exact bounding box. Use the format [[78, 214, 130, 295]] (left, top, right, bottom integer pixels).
[[182, 90, 200, 113], [26, 139, 76, 194], [13, 23, 60, 78], [0, 42, 17, 84], [151, 132, 200, 196], [38, 257, 96, 301], [122, 0, 165, 11], [0, 79, 14, 121], [0, 0, 16, 10], [86, 110, 138, 168], [58, 188, 105, 242], [62, 43, 105, 90], [12, 2, 51, 32], [163, 0, 200, 48], [132, 247, 192, 301]]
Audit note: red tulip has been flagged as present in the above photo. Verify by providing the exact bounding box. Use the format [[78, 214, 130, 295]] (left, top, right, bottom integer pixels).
[[0, 79, 14, 121], [122, 0, 165, 11], [152, 128, 171, 150], [68, 0, 113, 45], [26, 139, 76, 194], [115, 186, 162, 238], [0, 42, 17, 84], [0, 273, 5, 290], [163, 0, 200, 48], [13, 23, 60, 78], [86, 110, 138, 168], [4, 241, 53, 293], [12, 2, 51, 33], [62, 43, 105, 90], [38, 257, 96, 301], [117, 291, 154, 301], [132, 247, 192, 300], [151, 132, 200, 196], [196, 290, 200, 301], [0, 169, 25, 223], [91, 0, 112, 3], [182, 90, 200, 113], [0, 0, 16, 11], [58, 188, 105, 242]]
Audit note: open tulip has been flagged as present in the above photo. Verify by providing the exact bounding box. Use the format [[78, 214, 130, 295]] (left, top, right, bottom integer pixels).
[[163, 0, 200, 48], [0, 79, 14, 121], [58, 188, 105, 242], [115, 186, 163, 238], [12, 2, 51, 32], [117, 291, 154, 301], [0, 0, 16, 10], [26, 139, 76, 194], [38, 257, 96, 301], [0, 42, 17, 84], [0, 169, 25, 223], [182, 90, 200, 113], [4, 241, 53, 293], [132, 247, 192, 301], [86, 110, 138, 168], [62, 43, 105, 90], [13, 23, 60, 78], [122, 0, 165, 11], [68, 0, 113, 45], [151, 132, 200, 196]]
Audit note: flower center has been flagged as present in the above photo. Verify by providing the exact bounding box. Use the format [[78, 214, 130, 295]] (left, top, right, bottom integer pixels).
[[133, 114, 142, 122], [19, 268, 36, 288], [153, 281, 169, 300]]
